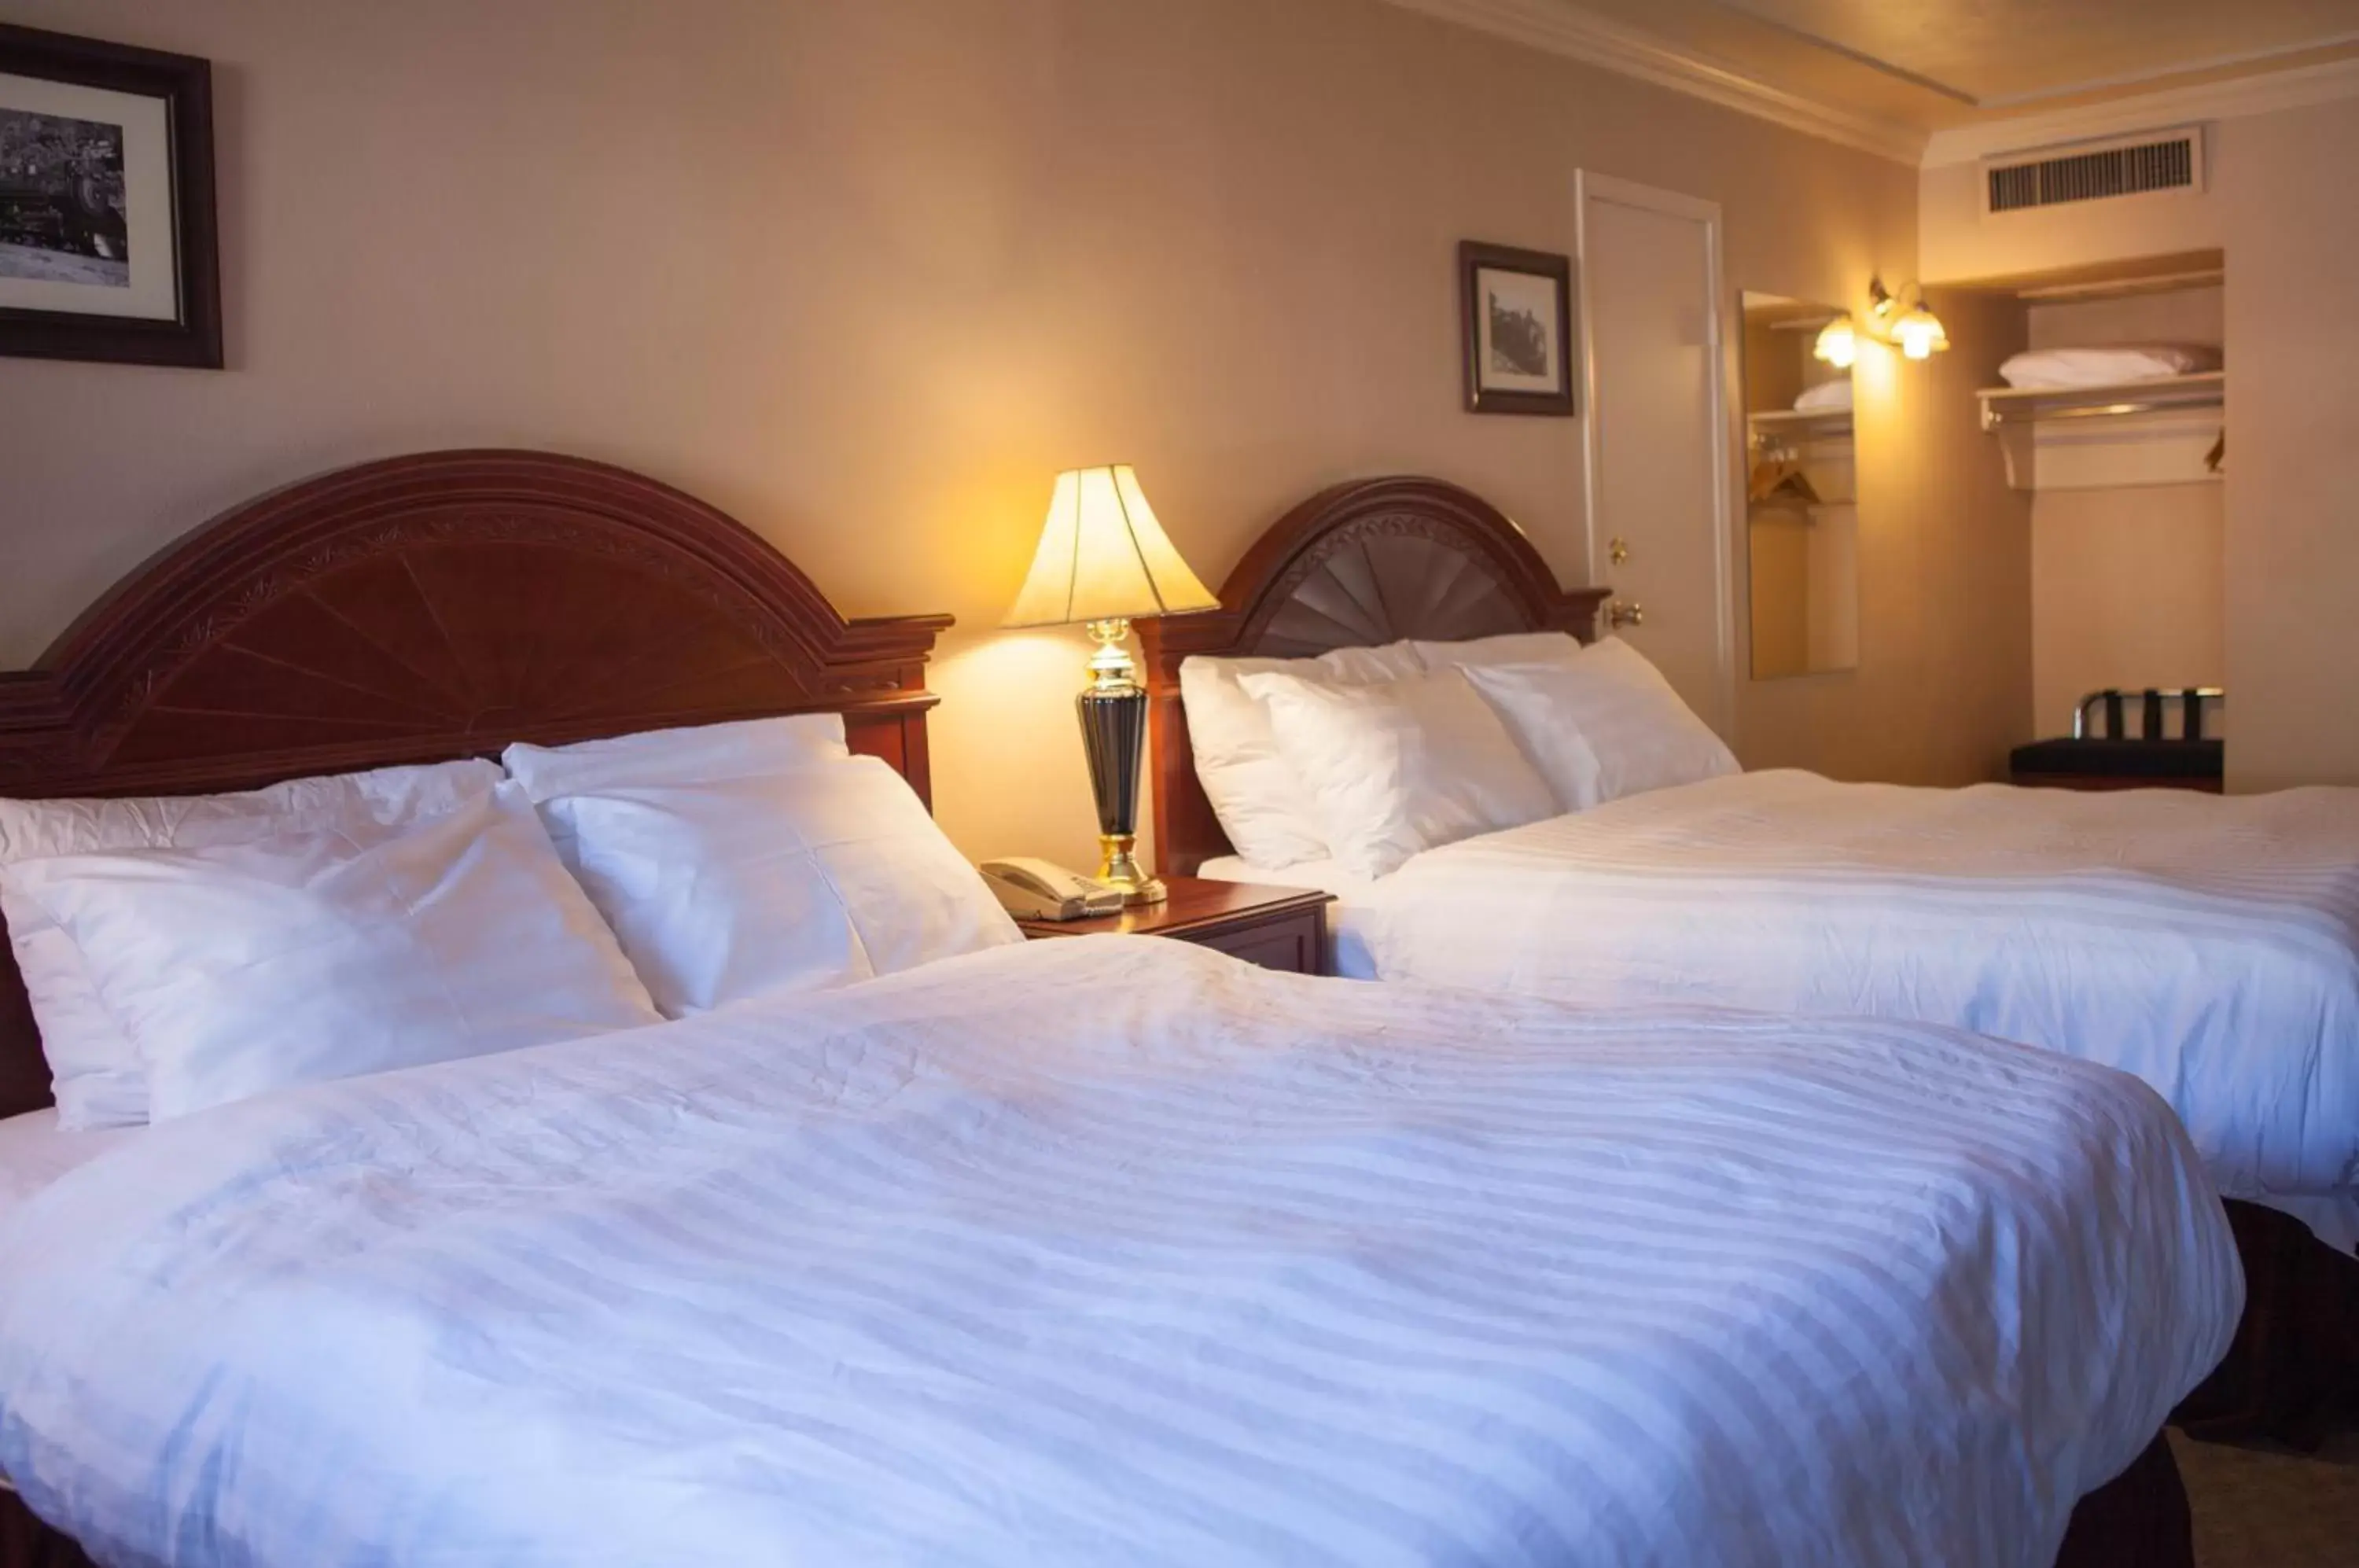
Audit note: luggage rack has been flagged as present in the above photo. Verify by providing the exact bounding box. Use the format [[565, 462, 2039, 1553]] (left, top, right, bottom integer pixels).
[[2072, 686, 2223, 741]]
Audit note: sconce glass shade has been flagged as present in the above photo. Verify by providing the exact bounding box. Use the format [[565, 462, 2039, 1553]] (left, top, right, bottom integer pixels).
[[1812, 315, 1858, 370], [1893, 304, 1949, 361], [1003, 466, 1218, 628]]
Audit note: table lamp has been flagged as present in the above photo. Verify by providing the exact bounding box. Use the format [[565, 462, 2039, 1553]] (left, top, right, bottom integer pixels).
[[1003, 465, 1217, 904]]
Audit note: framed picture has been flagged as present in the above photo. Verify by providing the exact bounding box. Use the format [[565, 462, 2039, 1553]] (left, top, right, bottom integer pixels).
[[1459, 241, 1575, 416], [0, 22, 220, 368]]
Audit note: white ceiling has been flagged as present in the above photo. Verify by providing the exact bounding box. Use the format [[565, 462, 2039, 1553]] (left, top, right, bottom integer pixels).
[[1411, 0, 2359, 159]]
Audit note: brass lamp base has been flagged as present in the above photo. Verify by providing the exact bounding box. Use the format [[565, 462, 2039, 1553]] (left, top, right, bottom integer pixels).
[[1096, 834, 1166, 906], [1074, 620, 1166, 907]]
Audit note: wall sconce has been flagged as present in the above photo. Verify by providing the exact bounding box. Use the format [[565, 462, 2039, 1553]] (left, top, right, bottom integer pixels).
[[1812, 278, 1948, 366]]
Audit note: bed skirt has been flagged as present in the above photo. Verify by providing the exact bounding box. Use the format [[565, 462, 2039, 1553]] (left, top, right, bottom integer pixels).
[[0, 1431, 2195, 1568], [2177, 1197, 2359, 1448], [0, 1485, 89, 1568]]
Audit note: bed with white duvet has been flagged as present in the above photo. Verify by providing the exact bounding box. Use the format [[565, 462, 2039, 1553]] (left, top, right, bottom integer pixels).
[[1184, 630, 2359, 1246], [1318, 773, 2359, 1212], [0, 936, 2236, 1568]]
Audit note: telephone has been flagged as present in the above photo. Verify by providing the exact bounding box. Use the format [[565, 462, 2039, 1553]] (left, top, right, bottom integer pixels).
[[979, 858, 1128, 921]]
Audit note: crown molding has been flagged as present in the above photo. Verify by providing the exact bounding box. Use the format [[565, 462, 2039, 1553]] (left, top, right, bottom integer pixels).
[[1376, 0, 1927, 166], [1922, 53, 2359, 167]]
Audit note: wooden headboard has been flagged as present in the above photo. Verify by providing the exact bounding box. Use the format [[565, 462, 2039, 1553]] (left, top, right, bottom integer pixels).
[[1139, 475, 1610, 878], [0, 449, 951, 1117]]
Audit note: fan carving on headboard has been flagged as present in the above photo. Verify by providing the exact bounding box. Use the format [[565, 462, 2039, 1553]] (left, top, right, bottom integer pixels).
[[0, 448, 954, 1117], [1139, 475, 1610, 877], [1253, 511, 1538, 657]]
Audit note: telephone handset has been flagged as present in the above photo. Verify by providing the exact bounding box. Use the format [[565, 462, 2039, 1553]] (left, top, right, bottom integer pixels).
[[979, 857, 1127, 921]]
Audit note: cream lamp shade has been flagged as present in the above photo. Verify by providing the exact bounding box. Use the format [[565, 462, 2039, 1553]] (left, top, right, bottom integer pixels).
[[1003, 466, 1219, 628]]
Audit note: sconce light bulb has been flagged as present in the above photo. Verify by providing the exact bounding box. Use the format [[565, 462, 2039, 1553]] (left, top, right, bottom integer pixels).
[[1893, 305, 1948, 362], [1812, 316, 1858, 370]]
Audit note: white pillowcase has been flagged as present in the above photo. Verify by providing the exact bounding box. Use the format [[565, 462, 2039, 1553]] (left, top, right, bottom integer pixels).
[[499, 712, 849, 795], [0, 758, 503, 1128], [1238, 668, 1555, 879], [1178, 642, 1428, 868], [504, 722, 1020, 1015], [0, 784, 661, 1123], [1407, 631, 1587, 672], [1463, 639, 1739, 812]]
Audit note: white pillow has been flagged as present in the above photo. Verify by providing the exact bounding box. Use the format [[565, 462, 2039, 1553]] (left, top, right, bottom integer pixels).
[[499, 712, 850, 795], [1408, 630, 1588, 672], [0, 784, 661, 1122], [1238, 668, 1555, 879], [1997, 344, 2219, 390], [1178, 642, 1428, 868], [0, 759, 503, 1128], [503, 730, 1020, 1015], [1463, 639, 1739, 812]]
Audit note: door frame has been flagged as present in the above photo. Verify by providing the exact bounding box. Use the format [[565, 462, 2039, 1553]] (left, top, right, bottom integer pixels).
[[1573, 169, 1738, 737]]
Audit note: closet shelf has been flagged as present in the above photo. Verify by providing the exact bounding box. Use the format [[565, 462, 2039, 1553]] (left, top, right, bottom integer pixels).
[[1746, 407, 1853, 445], [1977, 370, 2223, 432]]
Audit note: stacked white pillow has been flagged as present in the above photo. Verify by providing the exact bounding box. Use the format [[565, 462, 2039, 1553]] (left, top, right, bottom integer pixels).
[[1240, 667, 1556, 879], [1177, 642, 1430, 868], [503, 714, 1021, 1017], [1463, 638, 1739, 812], [1, 771, 663, 1124], [1, 711, 1030, 1124], [1180, 631, 1585, 870], [1997, 344, 2220, 391], [1408, 630, 1586, 672], [1187, 630, 1738, 878], [0, 759, 504, 1128]]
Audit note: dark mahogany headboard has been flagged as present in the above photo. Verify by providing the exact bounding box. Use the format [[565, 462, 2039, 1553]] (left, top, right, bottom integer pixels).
[[0, 448, 951, 1117], [1139, 475, 1610, 878]]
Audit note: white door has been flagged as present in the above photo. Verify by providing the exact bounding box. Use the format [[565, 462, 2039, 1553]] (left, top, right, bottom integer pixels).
[[1577, 172, 1735, 734]]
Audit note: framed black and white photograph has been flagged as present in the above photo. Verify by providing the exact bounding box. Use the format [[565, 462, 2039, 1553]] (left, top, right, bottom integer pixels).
[[1459, 241, 1575, 416], [0, 22, 220, 368]]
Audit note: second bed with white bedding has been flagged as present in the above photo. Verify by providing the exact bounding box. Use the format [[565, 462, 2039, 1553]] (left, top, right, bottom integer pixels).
[[0, 937, 2236, 1567], [1271, 770, 2359, 1222]]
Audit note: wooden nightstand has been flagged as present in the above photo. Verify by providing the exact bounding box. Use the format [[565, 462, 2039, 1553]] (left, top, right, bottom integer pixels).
[[1014, 876, 1336, 977]]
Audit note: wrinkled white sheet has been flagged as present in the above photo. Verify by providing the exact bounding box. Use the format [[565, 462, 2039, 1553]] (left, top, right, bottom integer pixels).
[[1330, 771, 2359, 1214], [0, 939, 2238, 1568]]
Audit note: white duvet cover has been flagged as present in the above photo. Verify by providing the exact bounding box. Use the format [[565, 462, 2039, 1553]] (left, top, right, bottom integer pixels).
[[0, 940, 2236, 1568], [1338, 770, 2359, 1213]]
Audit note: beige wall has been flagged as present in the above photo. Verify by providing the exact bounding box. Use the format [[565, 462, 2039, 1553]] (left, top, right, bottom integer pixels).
[[2030, 484, 2226, 734], [1925, 103, 2359, 790], [2, 0, 2020, 863]]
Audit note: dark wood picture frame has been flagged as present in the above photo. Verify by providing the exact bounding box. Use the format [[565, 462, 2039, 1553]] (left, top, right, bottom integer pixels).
[[1458, 240, 1574, 417], [0, 22, 223, 369]]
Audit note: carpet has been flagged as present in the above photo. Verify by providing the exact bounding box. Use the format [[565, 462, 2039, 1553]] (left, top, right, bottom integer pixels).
[[2175, 1429, 2359, 1567]]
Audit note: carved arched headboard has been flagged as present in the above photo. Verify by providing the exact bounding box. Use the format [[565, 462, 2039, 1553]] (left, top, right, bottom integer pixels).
[[1139, 475, 1608, 877], [0, 448, 951, 1117]]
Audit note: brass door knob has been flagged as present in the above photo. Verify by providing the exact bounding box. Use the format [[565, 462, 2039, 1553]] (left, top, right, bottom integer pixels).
[[1606, 598, 1645, 629]]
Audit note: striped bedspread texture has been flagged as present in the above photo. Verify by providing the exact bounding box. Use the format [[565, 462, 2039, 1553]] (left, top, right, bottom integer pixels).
[[0, 938, 2236, 1566], [1344, 771, 2359, 1205]]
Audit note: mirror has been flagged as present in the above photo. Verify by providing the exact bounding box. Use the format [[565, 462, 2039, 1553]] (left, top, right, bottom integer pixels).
[[1741, 292, 1858, 678]]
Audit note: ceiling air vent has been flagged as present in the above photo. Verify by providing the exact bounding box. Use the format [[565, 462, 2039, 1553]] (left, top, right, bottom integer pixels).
[[1982, 127, 2203, 215]]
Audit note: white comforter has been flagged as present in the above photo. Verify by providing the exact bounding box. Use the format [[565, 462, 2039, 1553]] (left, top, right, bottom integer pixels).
[[0, 940, 2236, 1568], [1343, 771, 2359, 1210]]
